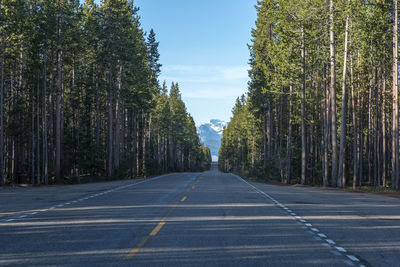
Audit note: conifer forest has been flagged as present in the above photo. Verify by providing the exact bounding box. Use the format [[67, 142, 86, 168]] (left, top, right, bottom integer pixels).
[[0, 0, 211, 186], [3, 1, 400, 266], [219, 0, 400, 190]]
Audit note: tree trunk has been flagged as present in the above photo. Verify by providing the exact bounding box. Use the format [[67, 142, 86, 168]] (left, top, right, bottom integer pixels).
[[301, 27, 307, 185], [323, 64, 330, 187], [286, 82, 293, 184], [55, 1, 64, 183], [32, 86, 35, 184], [373, 68, 379, 188], [393, 0, 399, 190], [95, 69, 100, 173], [132, 110, 137, 178], [36, 77, 40, 184], [263, 103, 267, 169], [142, 112, 147, 177], [330, 0, 338, 187], [350, 51, 357, 190], [381, 72, 386, 187], [114, 63, 122, 171], [337, 4, 350, 188], [42, 49, 48, 185], [0, 38, 4, 185], [107, 62, 113, 178], [368, 70, 373, 185]]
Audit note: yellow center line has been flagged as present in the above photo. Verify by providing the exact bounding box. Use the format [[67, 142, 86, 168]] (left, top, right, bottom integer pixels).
[[150, 221, 166, 236], [126, 195, 186, 259], [126, 237, 149, 259]]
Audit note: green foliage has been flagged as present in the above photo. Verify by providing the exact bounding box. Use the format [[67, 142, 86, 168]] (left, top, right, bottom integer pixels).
[[220, 0, 396, 188], [0, 0, 210, 185]]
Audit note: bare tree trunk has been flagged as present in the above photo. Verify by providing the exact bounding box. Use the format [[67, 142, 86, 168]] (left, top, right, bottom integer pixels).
[[338, 4, 350, 187], [359, 94, 364, 186], [95, 69, 100, 173], [107, 62, 113, 177], [350, 52, 357, 190], [114, 63, 122, 171], [286, 82, 293, 184], [323, 64, 330, 187], [142, 112, 146, 177], [374, 68, 379, 188], [0, 38, 4, 185], [251, 135, 256, 174], [301, 27, 307, 185], [157, 133, 161, 173], [137, 111, 141, 176], [268, 102, 273, 158], [42, 49, 48, 185], [164, 134, 168, 172], [31, 87, 35, 184], [55, 1, 64, 183], [368, 69, 373, 185], [330, 0, 338, 187], [132, 110, 137, 178], [15, 48, 25, 183], [263, 103, 267, 169], [381, 72, 386, 187], [36, 77, 40, 184], [393, 0, 399, 190]]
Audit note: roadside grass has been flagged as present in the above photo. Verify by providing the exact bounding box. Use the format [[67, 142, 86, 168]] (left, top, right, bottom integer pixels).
[[27, 173, 166, 187], [344, 185, 400, 197], [231, 170, 400, 198]]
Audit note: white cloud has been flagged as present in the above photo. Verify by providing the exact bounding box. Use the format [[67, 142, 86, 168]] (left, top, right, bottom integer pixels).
[[160, 65, 249, 83], [182, 87, 246, 100]]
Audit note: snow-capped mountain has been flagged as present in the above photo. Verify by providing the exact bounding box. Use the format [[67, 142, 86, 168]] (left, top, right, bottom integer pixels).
[[198, 119, 228, 162]]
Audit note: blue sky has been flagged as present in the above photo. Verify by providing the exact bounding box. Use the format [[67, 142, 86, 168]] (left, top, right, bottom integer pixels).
[[86, 0, 257, 125]]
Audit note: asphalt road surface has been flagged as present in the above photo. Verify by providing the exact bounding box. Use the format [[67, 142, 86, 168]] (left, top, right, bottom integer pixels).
[[1, 164, 400, 266]]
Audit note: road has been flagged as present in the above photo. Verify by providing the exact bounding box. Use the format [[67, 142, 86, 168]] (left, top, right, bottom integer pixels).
[[1, 164, 400, 266]]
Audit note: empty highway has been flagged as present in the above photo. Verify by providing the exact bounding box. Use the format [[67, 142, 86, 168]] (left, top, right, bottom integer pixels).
[[1, 164, 400, 266]]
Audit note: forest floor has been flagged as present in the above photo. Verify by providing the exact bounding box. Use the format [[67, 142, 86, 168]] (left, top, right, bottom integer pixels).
[[241, 174, 400, 198]]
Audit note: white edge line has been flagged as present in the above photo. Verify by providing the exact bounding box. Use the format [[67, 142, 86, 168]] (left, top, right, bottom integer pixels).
[[346, 255, 359, 262], [335, 246, 347, 253], [232, 174, 358, 265]]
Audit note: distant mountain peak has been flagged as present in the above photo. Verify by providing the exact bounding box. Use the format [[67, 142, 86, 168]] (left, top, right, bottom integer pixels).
[[198, 119, 229, 161]]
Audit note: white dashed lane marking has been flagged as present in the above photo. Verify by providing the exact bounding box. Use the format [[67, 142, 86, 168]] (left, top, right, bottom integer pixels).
[[233, 174, 364, 267], [0, 174, 171, 224]]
